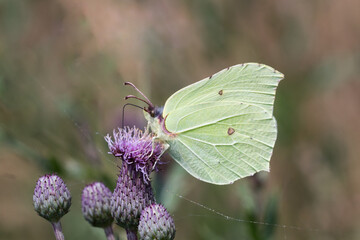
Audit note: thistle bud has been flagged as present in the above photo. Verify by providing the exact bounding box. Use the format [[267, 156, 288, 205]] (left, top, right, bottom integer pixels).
[[33, 174, 71, 223], [81, 182, 113, 228], [138, 204, 175, 240], [111, 165, 155, 230]]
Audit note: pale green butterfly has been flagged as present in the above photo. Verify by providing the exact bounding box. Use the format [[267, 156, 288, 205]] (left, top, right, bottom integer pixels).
[[125, 63, 284, 185]]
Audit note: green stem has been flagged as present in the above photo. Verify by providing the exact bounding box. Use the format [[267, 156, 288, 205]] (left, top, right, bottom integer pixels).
[[126, 228, 138, 240], [104, 226, 115, 240], [51, 221, 65, 240]]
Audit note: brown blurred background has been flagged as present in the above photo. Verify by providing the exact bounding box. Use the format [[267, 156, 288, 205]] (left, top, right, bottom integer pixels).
[[0, 0, 359, 239]]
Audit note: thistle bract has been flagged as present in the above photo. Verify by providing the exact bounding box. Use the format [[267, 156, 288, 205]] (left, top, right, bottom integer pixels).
[[81, 182, 113, 228], [33, 174, 71, 222], [138, 204, 175, 240], [105, 126, 163, 183], [111, 165, 155, 230]]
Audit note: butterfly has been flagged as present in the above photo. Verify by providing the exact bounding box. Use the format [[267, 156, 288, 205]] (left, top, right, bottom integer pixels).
[[125, 63, 284, 185]]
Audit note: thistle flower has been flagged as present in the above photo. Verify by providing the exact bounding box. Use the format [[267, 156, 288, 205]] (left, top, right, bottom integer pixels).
[[105, 126, 163, 183], [33, 174, 71, 223], [111, 164, 155, 231], [138, 204, 175, 240], [81, 182, 113, 228]]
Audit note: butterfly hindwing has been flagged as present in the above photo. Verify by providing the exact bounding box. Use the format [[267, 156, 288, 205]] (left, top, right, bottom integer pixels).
[[165, 102, 277, 184]]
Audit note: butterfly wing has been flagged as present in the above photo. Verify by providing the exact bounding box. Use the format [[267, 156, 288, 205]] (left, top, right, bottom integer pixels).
[[164, 102, 276, 184], [163, 63, 283, 116], [162, 63, 284, 184]]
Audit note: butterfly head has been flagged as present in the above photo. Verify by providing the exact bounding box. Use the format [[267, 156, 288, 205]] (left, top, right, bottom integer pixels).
[[124, 82, 174, 139], [149, 106, 163, 118]]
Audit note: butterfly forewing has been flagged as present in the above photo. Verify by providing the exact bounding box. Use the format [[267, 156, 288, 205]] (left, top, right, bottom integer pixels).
[[163, 63, 283, 116]]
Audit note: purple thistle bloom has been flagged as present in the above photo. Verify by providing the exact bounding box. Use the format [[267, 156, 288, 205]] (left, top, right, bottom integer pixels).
[[33, 174, 71, 223], [138, 204, 175, 240], [81, 182, 113, 228], [105, 126, 163, 183], [111, 164, 155, 231]]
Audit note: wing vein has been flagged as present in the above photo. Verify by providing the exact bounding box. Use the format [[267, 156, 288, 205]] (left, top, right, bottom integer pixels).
[[177, 138, 230, 183], [181, 134, 270, 159], [214, 146, 244, 178]]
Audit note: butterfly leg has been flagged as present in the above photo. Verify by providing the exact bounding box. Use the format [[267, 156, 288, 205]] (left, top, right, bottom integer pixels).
[[151, 137, 169, 171], [147, 135, 160, 159], [145, 122, 151, 134]]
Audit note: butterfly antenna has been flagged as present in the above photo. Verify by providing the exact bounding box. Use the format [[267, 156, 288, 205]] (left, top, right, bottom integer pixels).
[[122, 103, 145, 128], [125, 95, 152, 106], [124, 82, 154, 109]]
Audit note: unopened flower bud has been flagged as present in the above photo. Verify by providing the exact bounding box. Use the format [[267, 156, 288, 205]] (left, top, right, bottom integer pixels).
[[138, 204, 175, 240], [33, 174, 71, 223], [81, 182, 113, 228]]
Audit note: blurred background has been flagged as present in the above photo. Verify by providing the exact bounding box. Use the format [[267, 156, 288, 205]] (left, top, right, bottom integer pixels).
[[0, 0, 359, 239]]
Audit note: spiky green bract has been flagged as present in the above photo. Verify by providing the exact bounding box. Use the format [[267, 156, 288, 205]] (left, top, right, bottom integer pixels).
[[81, 182, 113, 228], [111, 164, 155, 231], [33, 174, 71, 222], [138, 204, 175, 240]]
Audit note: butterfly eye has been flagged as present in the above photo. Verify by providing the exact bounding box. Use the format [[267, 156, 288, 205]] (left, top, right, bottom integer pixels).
[[154, 106, 164, 118]]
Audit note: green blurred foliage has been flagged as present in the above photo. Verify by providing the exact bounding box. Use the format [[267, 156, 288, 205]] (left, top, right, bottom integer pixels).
[[0, 0, 360, 239]]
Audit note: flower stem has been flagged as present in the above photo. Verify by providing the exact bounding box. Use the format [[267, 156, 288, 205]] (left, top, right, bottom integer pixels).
[[51, 221, 65, 240], [126, 228, 138, 240], [104, 226, 115, 240]]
